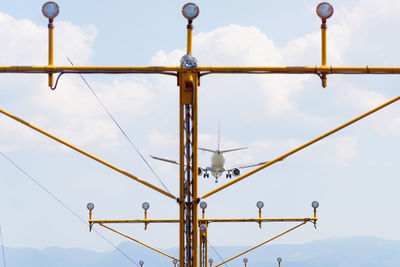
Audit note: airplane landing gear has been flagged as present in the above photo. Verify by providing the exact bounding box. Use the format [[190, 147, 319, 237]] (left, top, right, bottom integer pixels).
[[203, 172, 209, 178], [226, 173, 232, 178]]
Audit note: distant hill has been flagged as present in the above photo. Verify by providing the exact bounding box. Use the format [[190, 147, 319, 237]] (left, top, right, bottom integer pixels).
[[2, 236, 400, 266]]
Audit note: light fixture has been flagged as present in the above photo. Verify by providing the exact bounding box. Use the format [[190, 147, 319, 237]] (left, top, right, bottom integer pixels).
[[42, 1, 60, 20], [277, 257, 282, 263], [173, 259, 178, 264], [142, 202, 150, 211], [180, 53, 198, 69], [139, 260, 144, 266], [200, 223, 207, 231], [256, 201, 264, 209], [243, 258, 248, 263], [316, 2, 334, 20], [200, 201, 208, 210], [209, 258, 214, 264], [182, 3, 199, 20], [87, 202, 94, 211], [312, 201, 319, 209]]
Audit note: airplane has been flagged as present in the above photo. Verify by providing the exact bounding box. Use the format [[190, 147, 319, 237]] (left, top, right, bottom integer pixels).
[[150, 124, 268, 183]]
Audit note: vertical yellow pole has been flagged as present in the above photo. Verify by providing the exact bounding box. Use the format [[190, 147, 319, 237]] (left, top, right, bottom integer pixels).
[[187, 21, 193, 54], [48, 20, 54, 88], [192, 72, 199, 267], [321, 20, 327, 66], [179, 76, 185, 266]]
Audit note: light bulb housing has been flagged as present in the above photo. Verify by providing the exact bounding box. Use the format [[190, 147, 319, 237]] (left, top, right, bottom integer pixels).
[[312, 201, 320, 209], [142, 202, 150, 211], [316, 2, 334, 20], [87, 202, 94, 211], [277, 257, 282, 263], [243, 258, 248, 263], [182, 3, 199, 20], [42, 1, 60, 20], [256, 201, 264, 209], [200, 201, 208, 210]]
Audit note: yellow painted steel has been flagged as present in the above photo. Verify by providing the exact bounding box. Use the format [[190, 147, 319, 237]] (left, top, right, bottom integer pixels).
[[91, 219, 179, 224], [3, 65, 400, 74], [48, 22, 54, 87], [98, 223, 179, 262], [202, 92, 400, 199], [192, 72, 199, 267], [0, 108, 176, 200], [179, 72, 185, 267], [187, 23, 193, 54], [89, 218, 315, 224], [213, 221, 308, 267], [321, 22, 327, 66]]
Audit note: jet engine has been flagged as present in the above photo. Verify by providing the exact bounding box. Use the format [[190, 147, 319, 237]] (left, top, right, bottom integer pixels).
[[198, 167, 203, 176], [232, 168, 240, 176]]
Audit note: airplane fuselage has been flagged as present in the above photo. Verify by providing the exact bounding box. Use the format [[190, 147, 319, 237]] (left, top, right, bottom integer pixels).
[[210, 151, 225, 178]]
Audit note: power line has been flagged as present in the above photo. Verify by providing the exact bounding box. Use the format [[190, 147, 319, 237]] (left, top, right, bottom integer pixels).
[[0, 151, 139, 266], [0, 224, 6, 267], [66, 57, 171, 194], [207, 240, 229, 267]]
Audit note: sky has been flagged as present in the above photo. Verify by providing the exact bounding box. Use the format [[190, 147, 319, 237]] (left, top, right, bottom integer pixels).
[[1, 0, 400, 262]]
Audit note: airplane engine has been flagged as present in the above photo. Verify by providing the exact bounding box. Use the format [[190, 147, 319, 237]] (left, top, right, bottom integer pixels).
[[198, 167, 203, 176], [233, 168, 240, 176]]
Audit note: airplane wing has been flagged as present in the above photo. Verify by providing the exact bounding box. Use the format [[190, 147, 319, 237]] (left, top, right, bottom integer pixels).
[[150, 155, 208, 170], [225, 161, 269, 171], [150, 155, 179, 165], [220, 147, 248, 153], [198, 148, 217, 153]]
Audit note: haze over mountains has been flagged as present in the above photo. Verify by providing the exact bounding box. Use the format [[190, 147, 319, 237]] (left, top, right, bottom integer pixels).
[[2, 236, 400, 267]]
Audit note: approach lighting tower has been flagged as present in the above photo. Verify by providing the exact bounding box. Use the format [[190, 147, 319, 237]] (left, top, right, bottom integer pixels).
[[2, 2, 400, 267]]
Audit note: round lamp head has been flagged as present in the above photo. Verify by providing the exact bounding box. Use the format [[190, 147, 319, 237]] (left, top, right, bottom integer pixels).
[[256, 201, 264, 209], [200, 201, 208, 210], [182, 3, 199, 20], [139, 260, 144, 266], [87, 202, 94, 211], [243, 258, 248, 263], [200, 223, 207, 231], [173, 259, 178, 264], [312, 201, 319, 209], [42, 1, 60, 20], [142, 202, 150, 211], [180, 53, 198, 69], [316, 2, 334, 20], [277, 257, 282, 263], [209, 258, 214, 264]]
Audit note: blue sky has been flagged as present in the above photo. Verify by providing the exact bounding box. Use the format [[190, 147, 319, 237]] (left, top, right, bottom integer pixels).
[[1, 0, 400, 259]]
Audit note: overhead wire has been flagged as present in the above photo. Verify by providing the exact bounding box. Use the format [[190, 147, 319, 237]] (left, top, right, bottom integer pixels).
[[0, 224, 6, 267], [66, 57, 171, 194], [0, 151, 139, 267], [207, 240, 229, 267]]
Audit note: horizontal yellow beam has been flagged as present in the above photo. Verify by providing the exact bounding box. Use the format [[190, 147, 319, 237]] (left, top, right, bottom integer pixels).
[[0, 107, 176, 200], [202, 91, 400, 199], [90, 217, 315, 224], [0, 66, 181, 73], [199, 66, 400, 74], [199, 218, 315, 223], [92, 219, 179, 224], [1, 65, 400, 74]]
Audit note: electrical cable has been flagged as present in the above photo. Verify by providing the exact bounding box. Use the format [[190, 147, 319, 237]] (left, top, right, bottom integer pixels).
[[207, 239, 229, 267], [0, 151, 139, 266], [66, 57, 171, 194], [0, 224, 6, 267]]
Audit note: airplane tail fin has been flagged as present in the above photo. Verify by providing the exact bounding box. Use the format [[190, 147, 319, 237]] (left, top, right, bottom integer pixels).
[[218, 120, 221, 151]]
